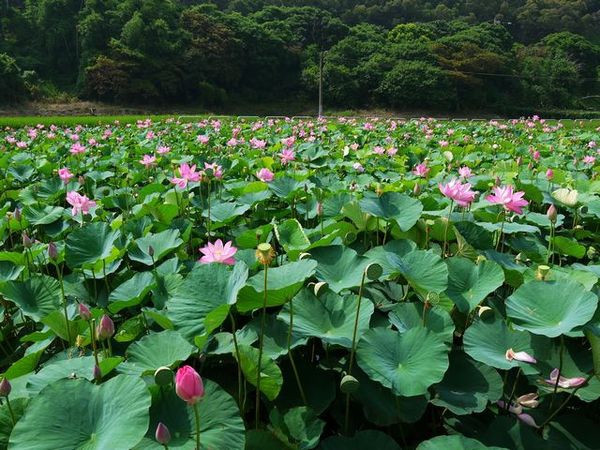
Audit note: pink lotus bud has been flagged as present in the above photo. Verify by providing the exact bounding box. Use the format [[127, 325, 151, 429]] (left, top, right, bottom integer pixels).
[[93, 365, 102, 381], [517, 413, 538, 428], [547, 204, 557, 223], [497, 400, 522, 415], [505, 348, 537, 364], [175, 365, 204, 405], [22, 233, 33, 248], [0, 378, 11, 396], [516, 156, 522, 166], [316, 202, 323, 216], [148, 245, 155, 257], [413, 183, 421, 195], [79, 304, 92, 321], [546, 168, 554, 180], [48, 242, 58, 260], [155, 422, 171, 445], [96, 314, 115, 340], [14, 208, 21, 221]]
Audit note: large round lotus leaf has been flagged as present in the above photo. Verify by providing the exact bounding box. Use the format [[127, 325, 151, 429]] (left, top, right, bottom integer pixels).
[[352, 368, 428, 426], [356, 327, 449, 396], [0, 398, 28, 448], [135, 380, 245, 449], [464, 313, 543, 374], [479, 416, 547, 450], [274, 218, 310, 255], [0, 260, 23, 283], [431, 351, 503, 415], [0, 275, 61, 321], [444, 257, 504, 313], [65, 221, 120, 268], [27, 355, 122, 394], [236, 259, 317, 312], [236, 345, 283, 401], [389, 302, 454, 344], [119, 330, 194, 376], [506, 280, 598, 337], [240, 315, 308, 359], [108, 271, 156, 313], [320, 430, 401, 450], [278, 288, 374, 348], [23, 204, 64, 225], [417, 435, 503, 450], [269, 406, 325, 450], [309, 245, 370, 293], [386, 249, 449, 295], [167, 262, 248, 342], [359, 191, 423, 231], [10, 375, 151, 450], [364, 240, 418, 277], [129, 229, 183, 265]]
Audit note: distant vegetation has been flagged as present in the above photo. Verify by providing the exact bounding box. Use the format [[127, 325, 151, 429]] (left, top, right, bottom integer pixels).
[[1, 0, 599, 112]]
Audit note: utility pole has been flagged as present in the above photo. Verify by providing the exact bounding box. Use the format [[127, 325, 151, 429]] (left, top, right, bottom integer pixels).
[[318, 51, 324, 117]]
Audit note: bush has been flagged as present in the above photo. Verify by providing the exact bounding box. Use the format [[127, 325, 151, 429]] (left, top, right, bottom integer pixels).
[[0, 53, 26, 103]]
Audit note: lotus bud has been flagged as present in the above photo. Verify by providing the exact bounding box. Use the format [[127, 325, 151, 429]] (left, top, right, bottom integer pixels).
[[413, 183, 421, 195], [546, 204, 557, 223], [78, 175, 85, 185], [155, 422, 171, 445], [48, 242, 58, 260], [587, 246, 597, 259], [256, 243, 275, 266], [527, 162, 533, 170], [316, 202, 323, 216], [14, 208, 21, 221], [93, 365, 102, 381], [148, 245, 155, 257], [96, 314, 115, 340], [79, 303, 92, 321], [0, 378, 11, 397], [340, 374, 360, 394], [546, 168, 554, 180], [516, 156, 522, 166], [22, 233, 33, 248], [536, 265, 550, 281], [175, 365, 204, 405], [375, 183, 383, 197]]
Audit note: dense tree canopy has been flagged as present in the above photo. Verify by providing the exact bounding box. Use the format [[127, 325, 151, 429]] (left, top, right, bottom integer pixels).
[[0, 0, 599, 111]]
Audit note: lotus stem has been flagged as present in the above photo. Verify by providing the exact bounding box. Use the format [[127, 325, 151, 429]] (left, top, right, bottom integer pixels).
[[541, 372, 595, 428], [255, 261, 269, 429], [88, 320, 100, 368], [344, 269, 367, 435], [550, 335, 565, 409], [287, 298, 308, 405], [6, 396, 15, 426], [193, 402, 201, 450], [57, 263, 71, 346], [442, 200, 454, 257], [229, 312, 244, 409]]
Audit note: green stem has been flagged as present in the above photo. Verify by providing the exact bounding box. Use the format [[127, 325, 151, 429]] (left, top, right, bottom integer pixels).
[[546, 223, 554, 264], [207, 179, 211, 238], [255, 264, 268, 429], [344, 269, 367, 435], [287, 298, 308, 405], [442, 201, 454, 257], [229, 312, 243, 409], [193, 402, 201, 450], [540, 373, 595, 428], [550, 335, 565, 410], [57, 265, 71, 346], [6, 396, 15, 426], [88, 320, 100, 368]]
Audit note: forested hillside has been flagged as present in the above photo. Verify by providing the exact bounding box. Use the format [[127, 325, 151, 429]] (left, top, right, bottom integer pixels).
[[1, 0, 599, 112]]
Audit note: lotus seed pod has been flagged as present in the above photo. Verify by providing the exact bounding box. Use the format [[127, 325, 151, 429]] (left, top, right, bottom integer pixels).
[[365, 263, 383, 281], [256, 242, 275, 265], [154, 366, 174, 386], [536, 265, 550, 280], [340, 374, 360, 394]]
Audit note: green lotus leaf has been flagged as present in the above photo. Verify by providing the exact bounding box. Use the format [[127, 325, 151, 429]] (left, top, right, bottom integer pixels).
[[506, 280, 598, 337], [129, 229, 183, 265], [278, 288, 374, 348], [389, 302, 454, 344], [65, 222, 121, 268], [417, 435, 502, 450], [0, 275, 61, 321], [356, 327, 449, 396], [236, 345, 283, 401], [309, 245, 370, 292], [320, 430, 401, 450], [10, 375, 151, 450], [387, 249, 449, 295], [22, 204, 64, 225], [359, 191, 423, 231], [108, 271, 156, 313]]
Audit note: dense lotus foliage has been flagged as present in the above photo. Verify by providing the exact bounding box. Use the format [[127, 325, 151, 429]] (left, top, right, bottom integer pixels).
[[0, 116, 600, 449]]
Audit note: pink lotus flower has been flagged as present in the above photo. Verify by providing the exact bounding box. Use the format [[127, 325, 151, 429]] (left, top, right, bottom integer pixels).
[[157, 145, 171, 154], [250, 137, 266, 149], [204, 162, 223, 179], [170, 163, 201, 188], [458, 166, 473, 178], [353, 162, 364, 173], [199, 239, 237, 265], [66, 191, 96, 216], [544, 368, 586, 388], [583, 156, 596, 165], [70, 142, 86, 154], [16, 141, 27, 148], [486, 185, 528, 215], [532, 150, 540, 161], [279, 149, 295, 165], [373, 146, 385, 155], [386, 147, 398, 156], [505, 348, 537, 364], [439, 140, 449, 147], [257, 168, 274, 182], [175, 365, 205, 405], [281, 136, 295, 148], [438, 179, 477, 207], [139, 154, 157, 169], [197, 135, 209, 144], [413, 163, 430, 177], [58, 168, 74, 184]]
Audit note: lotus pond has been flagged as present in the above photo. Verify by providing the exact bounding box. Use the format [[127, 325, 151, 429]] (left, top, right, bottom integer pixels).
[[0, 117, 600, 449]]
